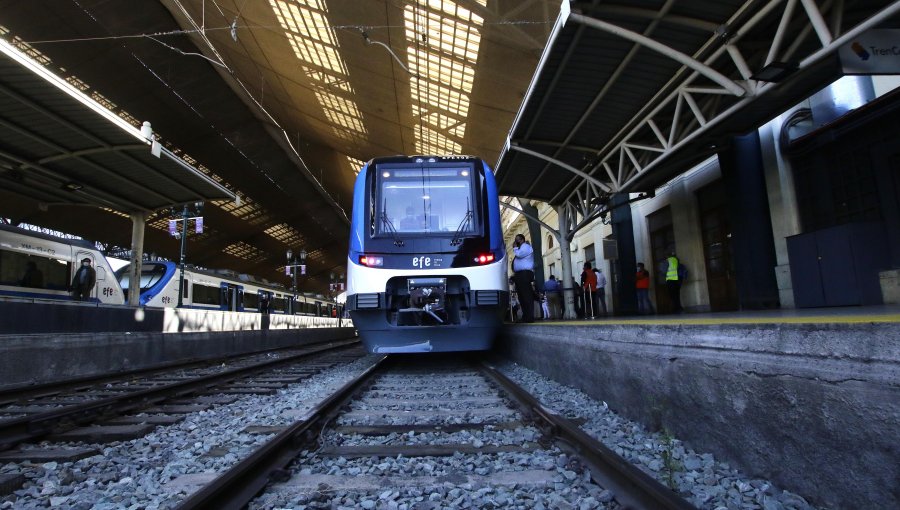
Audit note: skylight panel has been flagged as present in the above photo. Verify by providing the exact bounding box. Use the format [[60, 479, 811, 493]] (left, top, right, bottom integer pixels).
[[270, 0, 368, 143], [404, 0, 483, 155], [346, 156, 365, 175], [223, 241, 268, 262], [265, 223, 304, 245], [416, 126, 461, 155]]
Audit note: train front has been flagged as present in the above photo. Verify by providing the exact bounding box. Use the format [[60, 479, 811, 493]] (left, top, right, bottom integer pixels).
[[346, 156, 508, 353]]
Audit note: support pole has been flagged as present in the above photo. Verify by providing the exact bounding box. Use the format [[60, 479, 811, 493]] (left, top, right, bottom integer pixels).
[[557, 204, 577, 319], [177, 204, 188, 308], [127, 211, 147, 307]]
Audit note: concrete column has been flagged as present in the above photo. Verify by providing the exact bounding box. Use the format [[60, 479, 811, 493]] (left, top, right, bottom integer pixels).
[[557, 204, 577, 319], [610, 193, 637, 315], [718, 132, 780, 309], [128, 212, 147, 307]]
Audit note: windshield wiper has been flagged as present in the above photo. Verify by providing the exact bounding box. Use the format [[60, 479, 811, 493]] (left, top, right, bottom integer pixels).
[[450, 197, 473, 246], [381, 199, 404, 247]]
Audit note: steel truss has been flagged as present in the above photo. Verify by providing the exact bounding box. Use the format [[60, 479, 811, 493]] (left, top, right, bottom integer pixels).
[[508, 0, 900, 233]]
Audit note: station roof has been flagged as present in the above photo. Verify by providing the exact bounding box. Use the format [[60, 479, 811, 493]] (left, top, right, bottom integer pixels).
[[0, 39, 235, 213], [0, 0, 555, 292], [3, 0, 895, 293], [495, 0, 900, 205]]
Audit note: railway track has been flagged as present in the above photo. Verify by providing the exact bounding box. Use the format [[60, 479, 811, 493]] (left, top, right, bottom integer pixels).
[[0, 338, 361, 453], [177, 355, 696, 510]]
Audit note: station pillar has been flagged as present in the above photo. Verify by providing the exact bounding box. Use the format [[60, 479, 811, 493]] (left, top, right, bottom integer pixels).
[[610, 193, 638, 314], [127, 212, 147, 307], [718, 132, 780, 308], [557, 204, 577, 319]]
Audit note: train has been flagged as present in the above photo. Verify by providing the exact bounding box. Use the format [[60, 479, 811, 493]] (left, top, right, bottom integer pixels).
[[0, 223, 124, 304], [345, 155, 507, 353], [0, 223, 341, 317], [115, 261, 341, 317]]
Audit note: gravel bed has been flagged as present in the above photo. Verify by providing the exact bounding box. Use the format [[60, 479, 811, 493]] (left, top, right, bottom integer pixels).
[[324, 426, 543, 447], [336, 409, 521, 427], [496, 361, 819, 510], [0, 353, 378, 510], [252, 450, 617, 510]]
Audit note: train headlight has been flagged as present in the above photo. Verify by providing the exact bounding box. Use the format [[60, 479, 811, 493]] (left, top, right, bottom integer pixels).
[[473, 253, 495, 264], [359, 255, 384, 267]]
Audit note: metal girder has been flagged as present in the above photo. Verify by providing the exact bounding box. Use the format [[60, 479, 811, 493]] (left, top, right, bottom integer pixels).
[[555, 0, 900, 210], [499, 200, 559, 237]]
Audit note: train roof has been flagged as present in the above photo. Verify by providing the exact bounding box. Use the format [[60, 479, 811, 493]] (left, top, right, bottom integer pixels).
[[0, 223, 98, 251], [368, 155, 482, 165]]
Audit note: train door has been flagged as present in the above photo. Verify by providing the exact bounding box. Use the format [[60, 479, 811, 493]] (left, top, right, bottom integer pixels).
[[236, 286, 245, 311], [697, 180, 738, 311], [74, 250, 99, 301], [647, 207, 676, 314], [220, 283, 239, 311]]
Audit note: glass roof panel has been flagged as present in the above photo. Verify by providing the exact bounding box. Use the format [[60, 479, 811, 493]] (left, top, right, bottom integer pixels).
[[270, 0, 368, 142], [404, 1, 483, 155]]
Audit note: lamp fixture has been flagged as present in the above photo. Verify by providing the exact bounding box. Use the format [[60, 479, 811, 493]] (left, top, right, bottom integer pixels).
[[750, 61, 798, 83]]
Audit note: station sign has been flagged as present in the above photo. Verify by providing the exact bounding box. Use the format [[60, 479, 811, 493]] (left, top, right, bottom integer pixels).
[[840, 29, 900, 74]]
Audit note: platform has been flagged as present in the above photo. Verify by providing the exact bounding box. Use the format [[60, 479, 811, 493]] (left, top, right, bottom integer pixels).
[[495, 305, 900, 509]]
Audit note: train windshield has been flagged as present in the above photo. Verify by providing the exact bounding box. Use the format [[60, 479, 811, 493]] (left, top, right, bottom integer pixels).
[[376, 166, 476, 235], [116, 263, 167, 291]]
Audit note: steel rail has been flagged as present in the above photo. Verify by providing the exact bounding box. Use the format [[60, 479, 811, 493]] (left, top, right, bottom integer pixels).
[[478, 361, 697, 510], [0, 339, 360, 450], [176, 355, 388, 510], [0, 337, 349, 406]]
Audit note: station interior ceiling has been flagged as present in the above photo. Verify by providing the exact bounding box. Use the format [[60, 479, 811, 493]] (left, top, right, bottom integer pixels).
[[0, 0, 558, 293]]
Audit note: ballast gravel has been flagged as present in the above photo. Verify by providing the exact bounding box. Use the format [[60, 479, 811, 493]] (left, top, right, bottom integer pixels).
[[0, 353, 379, 510], [495, 361, 819, 510], [2, 355, 821, 510]]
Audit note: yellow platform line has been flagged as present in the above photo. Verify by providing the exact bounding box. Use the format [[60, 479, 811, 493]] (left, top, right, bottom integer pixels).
[[514, 314, 900, 326]]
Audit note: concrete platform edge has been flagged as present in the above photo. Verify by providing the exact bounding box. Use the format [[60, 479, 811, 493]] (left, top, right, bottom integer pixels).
[[495, 322, 900, 509]]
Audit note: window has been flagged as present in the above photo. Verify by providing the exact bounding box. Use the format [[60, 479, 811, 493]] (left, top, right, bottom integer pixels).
[[0, 249, 71, 291], [584, 244, 596, 269], [192, 284, 220, 305], [547, 234, 554, 249], [243, 291, 259, 310], [549, 263, 556, 278], [117, 263, 167, 291], [376, 166, 475, 235]]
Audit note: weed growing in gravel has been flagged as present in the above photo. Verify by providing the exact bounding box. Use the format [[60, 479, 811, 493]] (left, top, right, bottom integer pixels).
[[660, 428, 683, 490]]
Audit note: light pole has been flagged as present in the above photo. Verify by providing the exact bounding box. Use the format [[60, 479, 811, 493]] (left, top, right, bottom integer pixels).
[[329, 272, 345, 324], [172, 202, 203, 308], [286, 248, 307, 313]]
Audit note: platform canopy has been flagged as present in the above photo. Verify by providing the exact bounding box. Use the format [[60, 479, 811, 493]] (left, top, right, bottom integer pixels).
[[0, 38, 235, 213], [495, 0, 900, 208]]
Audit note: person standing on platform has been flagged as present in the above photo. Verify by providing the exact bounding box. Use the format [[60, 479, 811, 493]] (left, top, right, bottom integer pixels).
[[581, 262, 598, 319], [511, 234, 535, 323], [594, 266, 608, 316], [665, 252, 684, 313], [635, 262, 655, 314], [70, 257, 96, 301], [544, 274, 561, 319]]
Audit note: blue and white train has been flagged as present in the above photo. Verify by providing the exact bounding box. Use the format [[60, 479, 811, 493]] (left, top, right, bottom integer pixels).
[[345, 155, 507, 353], [116, 261, 340, 317], [0, 223, 124, 304]]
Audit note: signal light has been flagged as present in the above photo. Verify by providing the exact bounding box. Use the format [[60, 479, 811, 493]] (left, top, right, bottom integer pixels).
[[474, 253, 495, 264], [359, 255, 384, 267]]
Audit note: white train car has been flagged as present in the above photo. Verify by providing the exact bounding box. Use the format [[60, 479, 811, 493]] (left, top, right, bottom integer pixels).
[[0, 223, 124, 304], [346, 155, 507, 353], [117, 260, 339, 316]]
